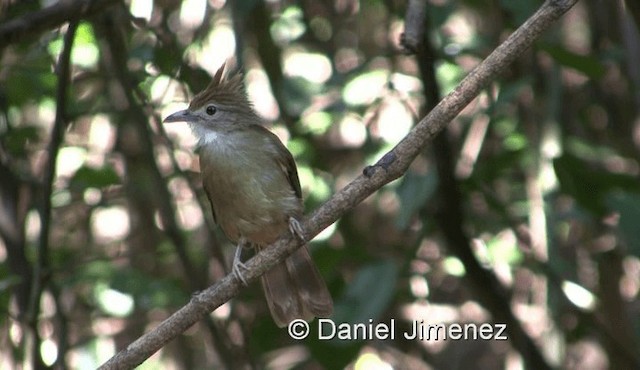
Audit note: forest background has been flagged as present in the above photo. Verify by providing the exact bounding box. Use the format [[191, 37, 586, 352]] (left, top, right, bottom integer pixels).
[[1, 0, 639, 369]]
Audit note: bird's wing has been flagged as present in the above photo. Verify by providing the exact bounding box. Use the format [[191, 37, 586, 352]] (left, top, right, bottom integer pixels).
[[199, 158, 218, 225], [250, 125, 303, 200]]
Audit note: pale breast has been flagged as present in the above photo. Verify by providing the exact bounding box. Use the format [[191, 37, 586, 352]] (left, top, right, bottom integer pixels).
[[198, 133, 302, 245]]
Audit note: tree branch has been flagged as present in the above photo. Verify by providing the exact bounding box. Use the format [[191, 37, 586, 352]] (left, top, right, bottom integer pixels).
[[406, 2, 553, 368], [624, 0, 640, 30], [99, 1, 579, 368], [400, 0, 426, 53], [93, 10, 252, 370], [405, 2, 554, 368], [0, 0, 119, 51], [27, 20, 78, 369]]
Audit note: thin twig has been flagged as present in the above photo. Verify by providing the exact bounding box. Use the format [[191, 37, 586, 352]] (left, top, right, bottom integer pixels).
[[94, 11, 252, 369], [99, 1, 579, 368], [400, 0, 426, 53], [27, 20, 78, 368]]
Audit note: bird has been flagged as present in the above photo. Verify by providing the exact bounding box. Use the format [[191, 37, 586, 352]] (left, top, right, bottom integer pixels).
[[163, 63, 333, 327]]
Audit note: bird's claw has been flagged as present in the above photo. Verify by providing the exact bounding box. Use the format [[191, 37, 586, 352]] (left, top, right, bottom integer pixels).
[[232, 260, 249, 285], [288, 217, 305, 241], [232, 245, 249, 285]]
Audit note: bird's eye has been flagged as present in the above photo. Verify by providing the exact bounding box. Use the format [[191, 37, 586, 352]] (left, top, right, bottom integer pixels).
[[206, 105, 217, 115]]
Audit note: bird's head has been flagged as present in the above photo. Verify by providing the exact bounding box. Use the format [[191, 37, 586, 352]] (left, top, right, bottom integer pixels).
[[163, 63, 258, 142]]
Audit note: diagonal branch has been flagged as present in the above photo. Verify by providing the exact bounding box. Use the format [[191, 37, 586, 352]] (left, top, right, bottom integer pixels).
[[99, 0, 580, 368]]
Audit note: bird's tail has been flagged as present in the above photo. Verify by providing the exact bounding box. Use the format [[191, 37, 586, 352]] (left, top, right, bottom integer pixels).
[[259, 245, 333, 327]]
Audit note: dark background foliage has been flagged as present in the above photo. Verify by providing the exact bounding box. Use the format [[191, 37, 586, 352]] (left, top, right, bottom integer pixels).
[[1, 0, 639, 369]]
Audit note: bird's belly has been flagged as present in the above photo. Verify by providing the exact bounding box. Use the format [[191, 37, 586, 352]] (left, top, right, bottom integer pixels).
[[217, 198, 288, 244], [204, 165, 300, 245]]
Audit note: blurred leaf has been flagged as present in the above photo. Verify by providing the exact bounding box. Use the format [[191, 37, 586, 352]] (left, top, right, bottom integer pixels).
[[472, 136, 526, 183], [310, 242, 345, 287], [342, 70, 387, 106], [4, 58, 56, 106], [1, 126, 39, 156], [94, 283, 135, 317], [311, 338, 360, 369], [0, 266, 22, 323], [76, 261, 187, 311], [566, 137, 619, 162], [0, 270, 17, 325], [229, 0, 260, 17], [131, 42, 154, 67], [2, 0, 40, 20], [503, 132, 528, 151], [332, 260, 397, 332], [71, 22, 99, 68], [540, 44, 606, 79], [270, 5, 306, 44], [493, 79, 531, 112], [298, 167, 332, 205], [282, 76, 319, 116], [301, 111, 333, 135], [154, 47, 187, 77], [553, 154, 640, 215], [492, 116, 519, 137], [427, 1, 456, 28], [436, 60, 464, 95], [606, 192, 640, 257], [111, 270, 188, 309], [69, 165, 120, 191], [487, 234, 523, 265], [75, 22, 97, 45], [395, 171, 438, 229], [443, 256, 466, 276], [0, 274, 21, 293], [69, 260, 117, 299], [499, 0, 538, 25]]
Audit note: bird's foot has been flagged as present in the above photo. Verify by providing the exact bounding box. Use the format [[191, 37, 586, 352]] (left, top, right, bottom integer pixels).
[[232, 244, 249, 285], [288, 217, 305, 241]]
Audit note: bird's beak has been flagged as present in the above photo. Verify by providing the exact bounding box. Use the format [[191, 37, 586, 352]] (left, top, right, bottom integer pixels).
[[163, 109, 196, 123]]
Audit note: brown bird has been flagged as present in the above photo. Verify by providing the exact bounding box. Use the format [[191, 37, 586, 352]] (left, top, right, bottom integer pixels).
[[164, 63, 333, 327]]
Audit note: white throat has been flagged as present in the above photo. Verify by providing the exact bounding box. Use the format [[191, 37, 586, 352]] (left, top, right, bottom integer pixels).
[[189, 123, 223, 146]]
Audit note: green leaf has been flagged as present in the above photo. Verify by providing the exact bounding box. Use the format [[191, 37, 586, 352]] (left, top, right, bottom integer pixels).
[[110, 270, 188, 309], [436, 61, 464, 95], [342, 70, 387, 106], [493, 79, 531, 111], [0, 267, 18, 325], [540, 45, 606, 79], [311, 338, 361, 369], [499, 0, 538, 25], [270, 5, 306, 44], [606, 192, 640, 257], [154, 47, 186, 76], [4, 56, 56, 106], [395, 171, 438, 229], [69, 165, 120, 191], [331, 260, 397, 334], [282, 76, 319, 116], [553, 154, 640, 215], [1, 126, 39, 156], [75, 22, 97, 45], [71, 22, 99, 68]]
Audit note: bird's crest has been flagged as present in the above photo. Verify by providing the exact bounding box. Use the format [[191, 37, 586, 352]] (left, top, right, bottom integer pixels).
[[189, 62, 248, 110]]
